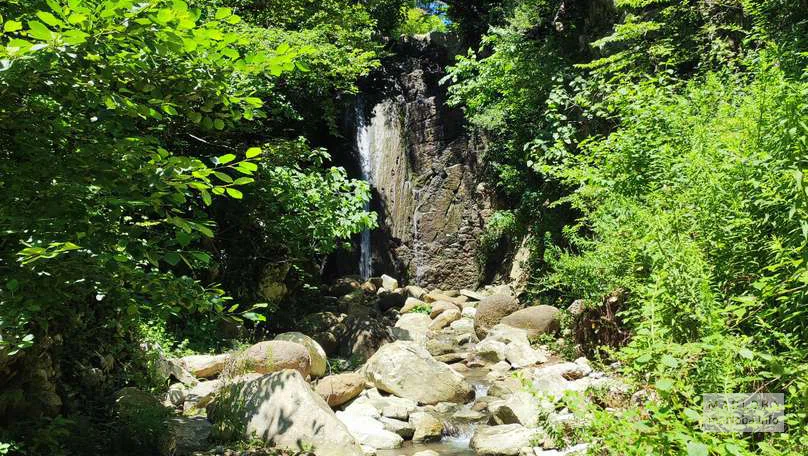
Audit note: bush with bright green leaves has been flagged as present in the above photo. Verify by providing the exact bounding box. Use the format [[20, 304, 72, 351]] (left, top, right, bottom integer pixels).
[[0, 0, 376, 451], [443, 0, 807, 454]]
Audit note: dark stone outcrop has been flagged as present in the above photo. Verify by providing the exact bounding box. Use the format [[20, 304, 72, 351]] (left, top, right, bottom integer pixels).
[[353, 32, 494, 290]]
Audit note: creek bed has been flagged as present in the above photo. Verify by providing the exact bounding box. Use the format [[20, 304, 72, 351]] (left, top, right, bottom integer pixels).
[[378, 367, 490, 456]]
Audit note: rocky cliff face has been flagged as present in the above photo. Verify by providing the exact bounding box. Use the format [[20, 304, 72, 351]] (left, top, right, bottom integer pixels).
[[355, 33, 493, 290]]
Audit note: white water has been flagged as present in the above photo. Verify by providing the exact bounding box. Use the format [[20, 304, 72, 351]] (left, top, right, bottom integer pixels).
[[355, 101, 373, 280]]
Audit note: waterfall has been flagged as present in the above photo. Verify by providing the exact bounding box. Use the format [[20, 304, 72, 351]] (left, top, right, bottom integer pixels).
[[355, 101, 373, 280]]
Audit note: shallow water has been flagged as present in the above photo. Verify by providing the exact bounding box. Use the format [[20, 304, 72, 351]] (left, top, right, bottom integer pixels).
[[375, 438, 475, 456]]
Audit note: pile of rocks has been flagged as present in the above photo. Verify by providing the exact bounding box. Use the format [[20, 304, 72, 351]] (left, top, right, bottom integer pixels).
[[134, 274, 620, 456]]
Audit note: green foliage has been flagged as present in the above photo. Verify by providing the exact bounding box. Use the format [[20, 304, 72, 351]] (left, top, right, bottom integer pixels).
[[0, 0, 378, 450], [539, 64, 808, 453], [409, 304, 432, 314], [394, 4, 447, 36], [445, 0, 808, 453]]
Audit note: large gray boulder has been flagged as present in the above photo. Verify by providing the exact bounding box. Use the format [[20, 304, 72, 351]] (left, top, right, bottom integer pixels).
[[235, 340, 311, 377], [429, 309, 461, 330], [392, 313, 431, 344], [342, 314, 393, 362], [409, 411, 443, 442], [206, 370, 363, 456], [274, 332, 328, 378], [501, 305, 561, 338], [489, 391, 550, 427], [301, 311, 348, 356], [180, 354, 230, 379], [335, 411, 404, 449], [315, 373, 366, 408], [364, 341, 474, 405], [470, 424, 539, 456], [474, 294, 521, 339]]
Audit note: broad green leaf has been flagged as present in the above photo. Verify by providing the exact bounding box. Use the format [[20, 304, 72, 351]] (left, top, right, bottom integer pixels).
[[683, 408, 700, 422], [660, 354, 679, 368], [27, 21, 54, 41], [655, 378, 674, 391], [213, 118, 225, 130], [245, 147, 262, 158], [216, 154, 236, 164], [163, 252, 181, 266], [4, 20, 23, 32], [738, 348, 754, 359], [36, 12, 64, 27], [233, 177, 254, 185], [200, 190, 212, 206], [686, 441, 708, 456], [239, 162, 258, 172], [213, 172, 233, 183], [62, 30, 89, 45], [635, 353, 652, 364], [226, 188, 243, 199], [215, 7, 232, 20], [67, 13, 88, 24]]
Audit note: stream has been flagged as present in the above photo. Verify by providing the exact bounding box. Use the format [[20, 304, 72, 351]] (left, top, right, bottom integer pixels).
[[376, 368, 490, 456]]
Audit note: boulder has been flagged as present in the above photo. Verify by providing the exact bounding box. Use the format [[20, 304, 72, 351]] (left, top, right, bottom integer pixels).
[[180, 354, 230, 379], [475, 295, 521, 339], [405, 285, 427, 299], [414, 451, 440, 456], [207, 370, 363, 456], [347, 388, 418, 420], [470, 424, 538, 456], [483, 324, 546, 368], [409, 411, 443, 442], [235, 340, 311, 377], [165, 383, 187, 407], [379, 417, 414, 439], [156, 356, 198, 387], [316, 373, 366, 408], [501, 306, 561, 338], [489, 391, 548, 427], [342, 315, 393, 362], [381, 274, 399, 291], [475, 339, 507, 363], [360, 281, 377, 294], [429, 301, 460, 319], [462, 307, 477, 319], [183, 380, 221, 412], [336, 412, 404, 449], [424, 291, 455, 304], [429, 309, 461, 330], [377, 290, 407, 312], [505, 342, 545, 369], [449, 317, 475, 333], [339, 290, 370, 315], [301, 311, 348, 356], [275, 332, 328, 378], [168, 416, 211, 455], [392, 313, 432, 345], [364, 341, 474, 405], [460, 289, 487, 301], [331, 276, 363, 296], [400, 297, 428, 314]]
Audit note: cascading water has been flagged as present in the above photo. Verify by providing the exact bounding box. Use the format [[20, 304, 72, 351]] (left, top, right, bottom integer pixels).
[[377, 367, 489, 456], [355, 101, 373, 280]]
